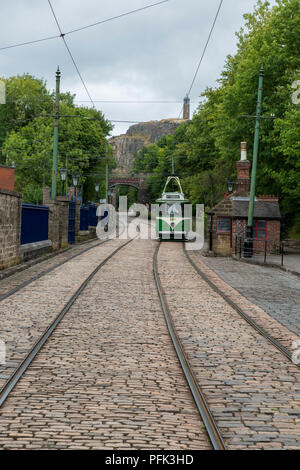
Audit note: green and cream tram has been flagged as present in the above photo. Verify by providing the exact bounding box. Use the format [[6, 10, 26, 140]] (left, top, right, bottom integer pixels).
[[156, 175, 191, 240]]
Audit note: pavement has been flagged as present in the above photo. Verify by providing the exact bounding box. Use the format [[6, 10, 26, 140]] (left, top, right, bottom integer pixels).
[[249, 253, 300, 274], [199, 254, 300, 337]]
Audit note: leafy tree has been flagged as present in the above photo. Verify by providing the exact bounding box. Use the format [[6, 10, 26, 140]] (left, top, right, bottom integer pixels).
[[1, 75, 113, 204], [132, 0, 300, 235]]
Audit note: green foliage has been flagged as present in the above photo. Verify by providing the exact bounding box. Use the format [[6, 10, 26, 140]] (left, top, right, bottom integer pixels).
[[132, 0, 300, 235], [22, 183, 43, 205], [116, 186, 138, 210], [0, 74, 113, 204]]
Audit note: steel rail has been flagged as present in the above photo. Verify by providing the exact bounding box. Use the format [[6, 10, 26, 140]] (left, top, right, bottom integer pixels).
[[153, 242, 226, 451], [0, 238, 134, 408], [184, 245, 298, 367], [0, 239, 109, 303]]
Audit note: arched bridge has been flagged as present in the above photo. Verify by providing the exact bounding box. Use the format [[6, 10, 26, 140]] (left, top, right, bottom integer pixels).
[[109, 177, 141, 190], [109, 176, 149, 205]]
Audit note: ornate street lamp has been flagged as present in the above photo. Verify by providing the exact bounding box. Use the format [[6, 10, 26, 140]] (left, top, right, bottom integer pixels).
[[59, 165, 67, 196], [108, 189, 113, 204], [72, 172, 79, 187], [227, 178, 235, 194], [72, 172, 79, 198]]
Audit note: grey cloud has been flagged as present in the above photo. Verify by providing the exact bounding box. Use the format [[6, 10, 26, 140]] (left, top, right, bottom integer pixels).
[[0, 0, 276, 135]]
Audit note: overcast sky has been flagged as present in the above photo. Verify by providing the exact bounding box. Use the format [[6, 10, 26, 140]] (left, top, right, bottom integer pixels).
[[0, 0, 276, 136]]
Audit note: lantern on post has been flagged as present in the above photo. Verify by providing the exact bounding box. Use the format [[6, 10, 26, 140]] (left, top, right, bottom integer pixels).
[[227, 178, 235, 194], [59, 165, 67, 196], [72, 172, 79, 199]]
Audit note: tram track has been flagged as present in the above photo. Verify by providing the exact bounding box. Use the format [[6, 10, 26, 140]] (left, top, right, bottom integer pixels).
[[0, 238, 110, 303], [156, 241, 300, 450], [0, 238, 134, 408], [183, 244, 299, 368], [0, 238, 214, 450], [153, 241, 226, 451]]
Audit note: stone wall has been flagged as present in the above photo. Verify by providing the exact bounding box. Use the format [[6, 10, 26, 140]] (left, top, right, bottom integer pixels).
[[0, 188, 22, 270]]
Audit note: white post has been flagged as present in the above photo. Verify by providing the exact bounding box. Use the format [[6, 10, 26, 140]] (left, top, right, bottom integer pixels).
[[241, 142, 247, 161]]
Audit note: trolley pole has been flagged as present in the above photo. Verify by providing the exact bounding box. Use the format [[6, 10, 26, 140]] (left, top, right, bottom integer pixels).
[[244, 65, 264, 258], [51, 67, 61, 201]]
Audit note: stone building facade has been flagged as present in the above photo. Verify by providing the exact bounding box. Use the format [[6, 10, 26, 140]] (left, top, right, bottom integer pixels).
[[207, 143, 281, 256]]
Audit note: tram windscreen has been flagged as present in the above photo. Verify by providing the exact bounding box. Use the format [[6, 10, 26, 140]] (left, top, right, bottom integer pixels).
[[160, 203, 182, 217]]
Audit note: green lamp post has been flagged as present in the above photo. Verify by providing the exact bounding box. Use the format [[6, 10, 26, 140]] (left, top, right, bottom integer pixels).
[[51, 67, 61, 201]]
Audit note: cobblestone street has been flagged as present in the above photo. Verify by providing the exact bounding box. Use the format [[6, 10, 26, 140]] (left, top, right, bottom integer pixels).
[[159, 243, 300, 450], [1, 0, 300, 456], [0, 239, 210, 450], [0, 237, 299, 450]]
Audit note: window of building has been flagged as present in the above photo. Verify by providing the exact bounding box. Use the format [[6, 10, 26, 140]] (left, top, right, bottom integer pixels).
[[217, 217, 232, 233], [253, 220, 267, 240]]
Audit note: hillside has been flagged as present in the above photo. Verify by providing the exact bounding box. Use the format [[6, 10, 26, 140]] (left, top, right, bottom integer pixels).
[[109, 119, 184, 175]]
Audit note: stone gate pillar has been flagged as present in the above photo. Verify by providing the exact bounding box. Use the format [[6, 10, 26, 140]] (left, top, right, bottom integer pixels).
[[43, 187, 69, 251]]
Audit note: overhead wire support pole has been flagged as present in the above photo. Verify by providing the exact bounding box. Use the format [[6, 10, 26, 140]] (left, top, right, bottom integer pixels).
[[51, 66, 61, 201], [244, 65, 264, 258]]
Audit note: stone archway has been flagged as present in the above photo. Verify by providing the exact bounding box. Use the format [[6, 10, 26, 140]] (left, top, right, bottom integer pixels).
[[109, 177, 148, 206]]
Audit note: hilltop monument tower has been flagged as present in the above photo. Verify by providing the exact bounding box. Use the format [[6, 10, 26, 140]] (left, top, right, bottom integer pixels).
[[183, 95, 190, 120]]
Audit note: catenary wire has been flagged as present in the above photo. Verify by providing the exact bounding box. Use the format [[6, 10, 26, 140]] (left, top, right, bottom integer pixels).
[[178, 0, 223, 118], [64, 0, 169, 35], [47, 0, 96, 108], [0, 34, 60, 52], [0, 1, 169, 51]]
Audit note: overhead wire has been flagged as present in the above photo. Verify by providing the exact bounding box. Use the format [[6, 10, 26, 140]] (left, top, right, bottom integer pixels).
[[64, 0, 169, 35], [0, 0, 169, 51], [0, 34, 60, 52], [75, 100, 196, 104], [178, 0, 223, 118], [1, 0, 174, 121], [47, 0, 96, 108]]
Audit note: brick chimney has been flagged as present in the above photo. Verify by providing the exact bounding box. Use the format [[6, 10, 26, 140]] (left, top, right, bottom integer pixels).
[[236, 142, 251, 195], [0, 165, 15, 191]]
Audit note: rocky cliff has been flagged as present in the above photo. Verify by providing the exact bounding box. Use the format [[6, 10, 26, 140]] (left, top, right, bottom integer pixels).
[[109, 119, 184, 175]]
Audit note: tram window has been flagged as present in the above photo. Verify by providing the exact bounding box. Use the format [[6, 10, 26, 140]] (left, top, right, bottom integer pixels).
[[167, 204, 182, 216], [217, 217, 232, 233]]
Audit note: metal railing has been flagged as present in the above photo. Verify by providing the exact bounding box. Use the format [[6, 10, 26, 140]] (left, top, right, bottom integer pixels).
[[235, 236, 285, 267]]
